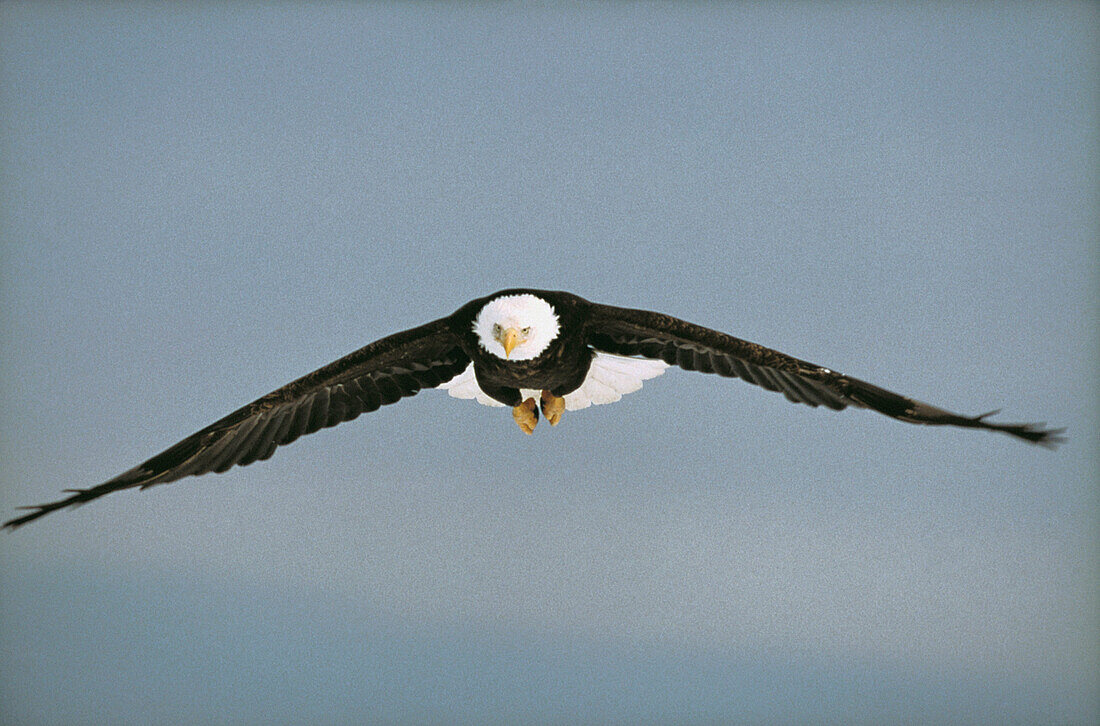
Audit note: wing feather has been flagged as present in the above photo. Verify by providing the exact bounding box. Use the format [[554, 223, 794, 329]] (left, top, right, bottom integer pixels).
[[583, 302, 1063, 447], [4, 316, 470, 528]]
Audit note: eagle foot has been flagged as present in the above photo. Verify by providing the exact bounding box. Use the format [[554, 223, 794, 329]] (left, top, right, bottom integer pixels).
[[540, 390, 566, 426], [512, 397, 539, 434]]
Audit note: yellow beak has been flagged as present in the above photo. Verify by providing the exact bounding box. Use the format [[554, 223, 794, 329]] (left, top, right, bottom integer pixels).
[[500, 327, 520, 358]]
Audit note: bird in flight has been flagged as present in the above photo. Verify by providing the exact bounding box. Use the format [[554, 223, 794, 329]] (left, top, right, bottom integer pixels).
[[4, 289, 1062, 528]]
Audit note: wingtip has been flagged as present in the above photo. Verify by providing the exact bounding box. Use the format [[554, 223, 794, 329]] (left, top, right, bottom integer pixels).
[[1029, 426, 1067, 450], [3, 507, 49, 530], [3, 490, 94, 530], [989, 419, 1066, 449]]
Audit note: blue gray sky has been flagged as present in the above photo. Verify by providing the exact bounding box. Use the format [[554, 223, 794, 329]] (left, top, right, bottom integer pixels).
[[1, 3, 1097, 724]]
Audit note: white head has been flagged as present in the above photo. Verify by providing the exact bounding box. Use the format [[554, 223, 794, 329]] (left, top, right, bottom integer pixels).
[[473, 293, 560, 360]]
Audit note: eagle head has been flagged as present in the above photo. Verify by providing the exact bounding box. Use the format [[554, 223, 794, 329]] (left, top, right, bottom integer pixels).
[[473, 293, 560, 360]]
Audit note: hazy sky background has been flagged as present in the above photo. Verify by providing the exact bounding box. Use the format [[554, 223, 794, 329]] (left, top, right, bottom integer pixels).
[[1, 3, 1096, 724]]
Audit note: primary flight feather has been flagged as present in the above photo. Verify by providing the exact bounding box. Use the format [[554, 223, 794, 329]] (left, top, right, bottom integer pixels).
[[4, 289, 1063, 528]]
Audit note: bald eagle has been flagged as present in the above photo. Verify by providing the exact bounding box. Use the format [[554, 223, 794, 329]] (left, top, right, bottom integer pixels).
[[4, 289, 1062, 528]]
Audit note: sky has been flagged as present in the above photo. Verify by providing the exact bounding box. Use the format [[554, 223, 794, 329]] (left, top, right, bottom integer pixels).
[[1, 3, 1097, 724]]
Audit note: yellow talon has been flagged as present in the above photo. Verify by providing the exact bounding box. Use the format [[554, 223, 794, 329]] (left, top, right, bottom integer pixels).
[[540, 390, 566, 426], [512, 397, 538, 434]]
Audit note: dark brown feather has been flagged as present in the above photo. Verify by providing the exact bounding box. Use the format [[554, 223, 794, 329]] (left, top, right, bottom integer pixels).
[[583, 301, 1063, 447], [4, 317, 469, 528]]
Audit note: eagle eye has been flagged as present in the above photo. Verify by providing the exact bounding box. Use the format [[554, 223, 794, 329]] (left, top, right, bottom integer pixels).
[[521, 326, 531, 336]]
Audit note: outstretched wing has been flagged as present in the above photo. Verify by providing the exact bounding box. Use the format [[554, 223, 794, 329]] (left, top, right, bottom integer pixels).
[[583, 302, 1064, 447], [5, 317, 470, 528]]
